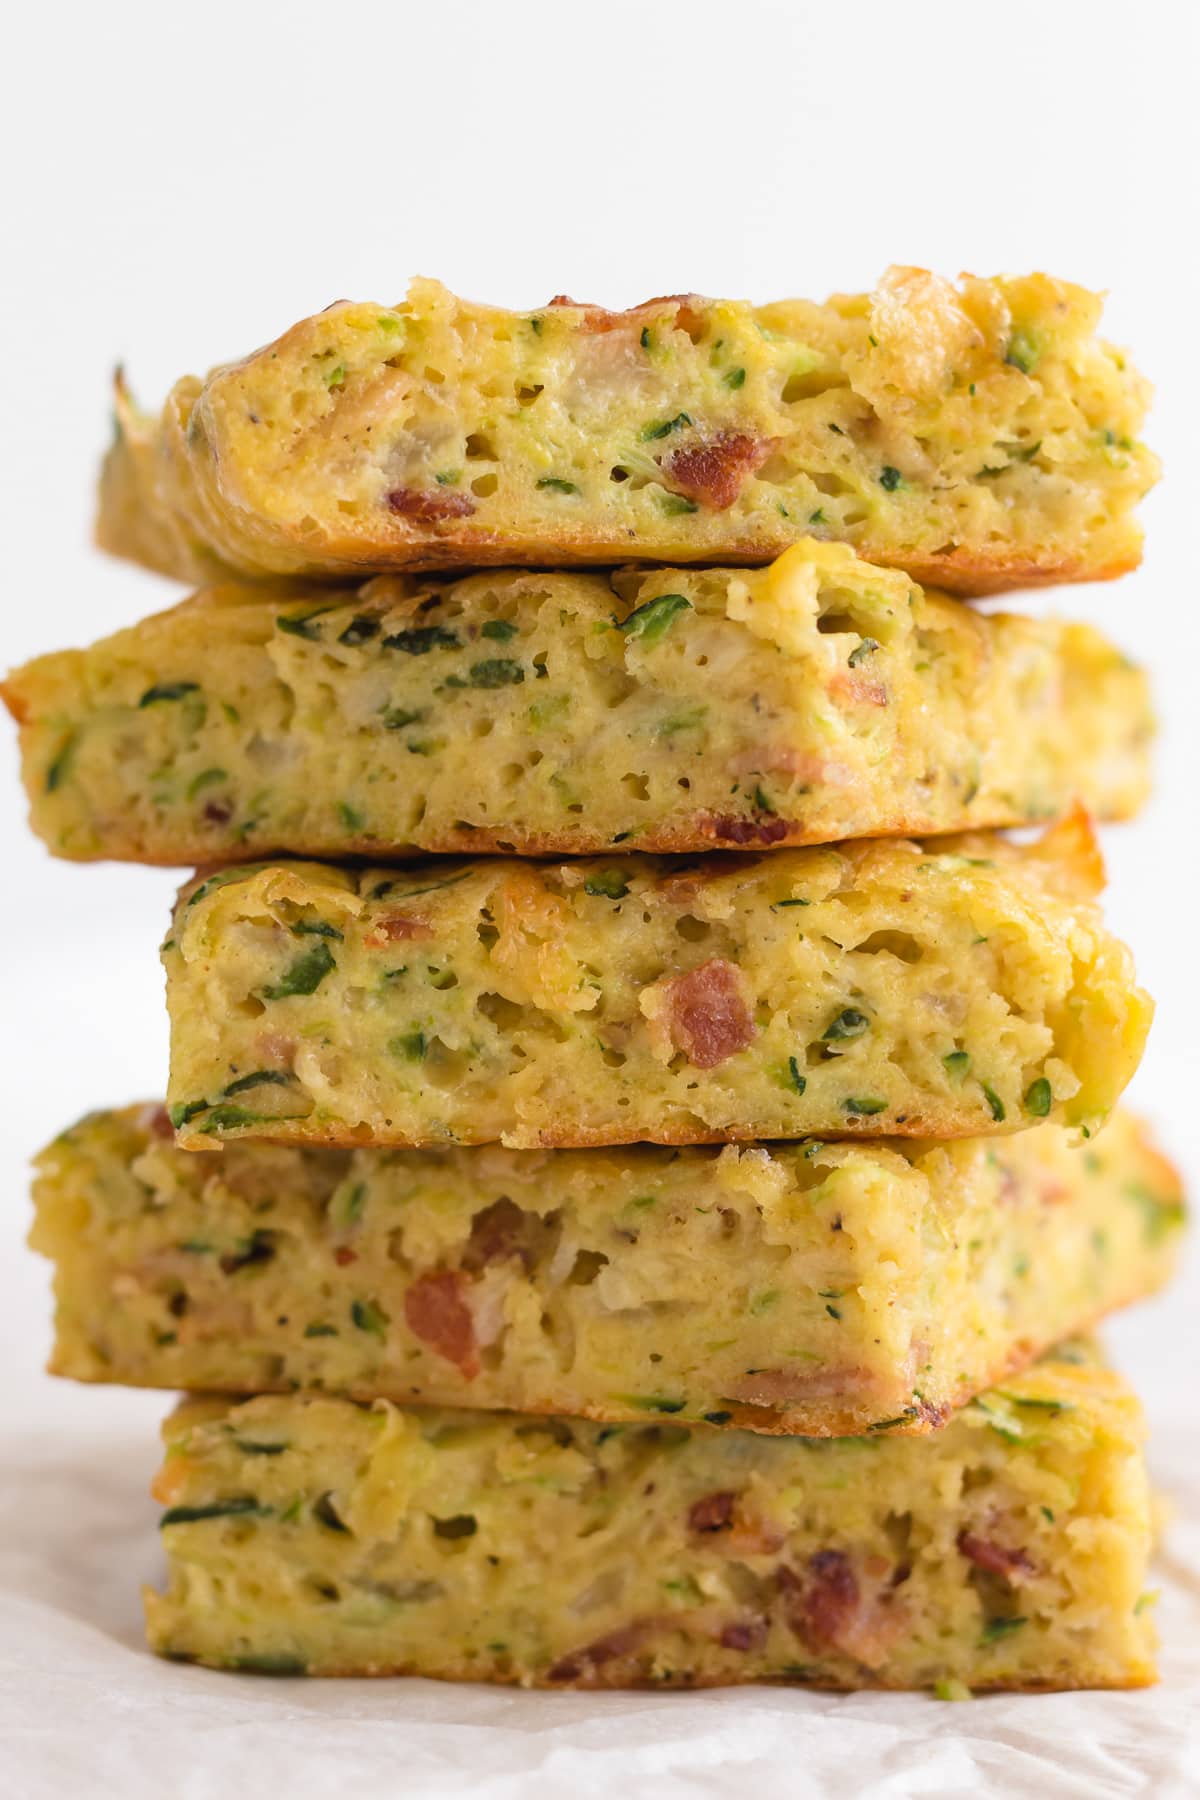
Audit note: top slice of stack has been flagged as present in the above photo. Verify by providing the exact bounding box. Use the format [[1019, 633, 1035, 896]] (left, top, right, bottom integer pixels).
[[97, 267, 1156, 593]]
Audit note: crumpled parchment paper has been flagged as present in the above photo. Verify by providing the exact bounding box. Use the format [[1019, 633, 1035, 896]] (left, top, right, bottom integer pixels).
[[2, 1373, 1197, 1800]]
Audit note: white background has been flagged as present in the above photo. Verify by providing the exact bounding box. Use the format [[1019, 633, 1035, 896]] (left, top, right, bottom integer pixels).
[[1, 2, 1197, 1794]]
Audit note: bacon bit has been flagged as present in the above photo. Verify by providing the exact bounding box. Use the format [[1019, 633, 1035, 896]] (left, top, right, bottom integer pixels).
[[546, 296, 624, 333], [546, 1622, 648, 1683], [333, 1247, 358, 1267], [147, 1105, 174, 1140], [403, 1271, 480, 1378], [829, 672, 888, 708], [688, 1490, 736, 1534], [779, 1552, 907, 1669], [363, 911, 433, 949], [202, 798, 234, 825], [660, 958, 756, 1069], [385, 486, 476, 522], [779, 1552, 860, 1652], [957, 1530, 1035, 1581], [545, 293, 705, 336], [662, 432, 770, 510], [462, 1197, 530, 1273], [719, 1617, 768, 1653], [644, 294, 708, 337], [705, 814, 791, 846]]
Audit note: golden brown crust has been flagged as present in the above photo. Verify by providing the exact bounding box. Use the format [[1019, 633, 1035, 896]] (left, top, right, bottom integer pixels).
[[162, 1650, 1155, 1691], [860, 543, 1142, 598], [180, 1111, 973, 1153], [21, 797, 1140, 869], [118, 520, 1137, 597], [0, 677, 29, 727]]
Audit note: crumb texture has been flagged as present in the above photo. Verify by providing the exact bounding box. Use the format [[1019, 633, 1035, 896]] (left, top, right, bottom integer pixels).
[[144, 1343, 1157, 1690], [4, 543, 1152, 864], [97, 271, 1156, 592]]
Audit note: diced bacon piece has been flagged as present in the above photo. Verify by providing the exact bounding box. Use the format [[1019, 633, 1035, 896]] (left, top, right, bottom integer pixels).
[[957, 1529, 1035, 1581], [545, 293, 705, 336], [719, 1616, 769, 1653], [688, 1487, 792, 1554], [146, 1105, 174, 1140], [403, 1270, 480, 1379], [546, 1622, 648, 1683], [546, 296, 628, 334], [333, 1247, 357, 1267], [778, 1551, 906, 1669], [462, 1197, 530, 1273], [704, 814, 791, 846], [385, 486, 476, 521], [779, 1551, 859, 1651], [640, 294, 708, 337], [363, 912, 433, 949], [657, 958, 756, 1069], [688, 1490, 735, 1534], [662, 432, 770, 510]]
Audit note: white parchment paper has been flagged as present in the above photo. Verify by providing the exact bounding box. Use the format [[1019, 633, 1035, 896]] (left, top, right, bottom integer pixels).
[[1, 1383, 1197, 1800]]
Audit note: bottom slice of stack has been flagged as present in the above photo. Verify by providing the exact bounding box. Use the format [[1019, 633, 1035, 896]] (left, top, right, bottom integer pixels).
[[31, 1102, 1183, 1693]]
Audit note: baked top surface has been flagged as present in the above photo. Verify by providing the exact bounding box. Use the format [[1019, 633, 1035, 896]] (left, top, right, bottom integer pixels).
[[97, 269, 1156, 592], [145, 1341, 1157, 1689], [163, 817, 1150, 1149], [4, 542, 1152, 864], [33, 1103, 1182, 1436]]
